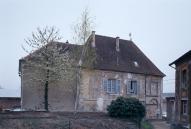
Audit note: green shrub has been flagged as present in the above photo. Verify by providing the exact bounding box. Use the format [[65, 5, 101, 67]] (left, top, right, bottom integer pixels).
[[107, 96, 146, 120]]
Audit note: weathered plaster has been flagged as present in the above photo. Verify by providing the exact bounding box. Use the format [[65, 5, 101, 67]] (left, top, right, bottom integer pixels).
[[21, 62, 163, 119], [79, 69, 163, 119]]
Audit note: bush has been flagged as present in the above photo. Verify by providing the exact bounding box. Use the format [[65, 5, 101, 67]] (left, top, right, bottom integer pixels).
[[107, 96, 146, 120]]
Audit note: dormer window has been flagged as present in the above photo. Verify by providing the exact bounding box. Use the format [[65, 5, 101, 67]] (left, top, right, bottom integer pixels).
[[134, 61, 139, 67]]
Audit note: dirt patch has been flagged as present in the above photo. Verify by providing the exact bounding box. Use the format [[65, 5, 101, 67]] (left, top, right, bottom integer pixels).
[[150, 120, 171, 129], [0, 112, 138, 129]]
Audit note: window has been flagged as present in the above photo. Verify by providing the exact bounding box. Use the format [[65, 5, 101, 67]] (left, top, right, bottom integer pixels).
[[181, 100, 188, 115], [127, 80, 137, 94], [151, 82, 158, 96], [103, 79, 120, 94], [181, 69, 187, 88]]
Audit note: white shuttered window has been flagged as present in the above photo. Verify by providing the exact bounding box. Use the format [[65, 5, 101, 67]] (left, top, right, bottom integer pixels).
[[102, 79, 120, 94]]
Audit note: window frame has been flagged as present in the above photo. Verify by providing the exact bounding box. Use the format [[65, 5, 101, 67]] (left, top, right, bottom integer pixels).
[[181, 69, 187, 88], [127, 80, 138, 95], [103, 79, 120, 94], [150, 82, 158, 96], [181, 100, 188, 115]]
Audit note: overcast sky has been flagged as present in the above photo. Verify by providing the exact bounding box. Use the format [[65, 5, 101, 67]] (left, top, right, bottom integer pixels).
[[0, 0, 191, 96]]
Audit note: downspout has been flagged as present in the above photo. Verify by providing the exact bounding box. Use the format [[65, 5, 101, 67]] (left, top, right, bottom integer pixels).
[[169, 64, 176, 70]]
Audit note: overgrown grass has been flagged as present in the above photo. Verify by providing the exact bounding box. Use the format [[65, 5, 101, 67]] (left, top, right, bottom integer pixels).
[[141, 120, 154, 129]]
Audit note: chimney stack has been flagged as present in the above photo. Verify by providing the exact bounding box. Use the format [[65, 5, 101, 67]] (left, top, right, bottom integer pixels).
[[116, 36, 120, 52], [91, 31, 96, 47], [129, 33, 132, 41]]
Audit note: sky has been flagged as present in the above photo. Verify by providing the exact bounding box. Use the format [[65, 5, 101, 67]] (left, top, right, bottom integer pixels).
[[0, 0, 191, 96]]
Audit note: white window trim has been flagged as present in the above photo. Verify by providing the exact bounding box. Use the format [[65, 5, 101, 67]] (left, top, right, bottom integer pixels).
[[103, 79, 121, 95]]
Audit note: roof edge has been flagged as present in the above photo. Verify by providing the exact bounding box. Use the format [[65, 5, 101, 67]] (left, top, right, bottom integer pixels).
[[169, 50, 191, 66]]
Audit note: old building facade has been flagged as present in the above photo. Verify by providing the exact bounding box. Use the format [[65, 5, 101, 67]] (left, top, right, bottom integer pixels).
[[19, 32, 165, 119], [169, 51, 191, 128], [79, 69, 163, 119], [162, 93, 175, 121], [166, 96, 175, 122]]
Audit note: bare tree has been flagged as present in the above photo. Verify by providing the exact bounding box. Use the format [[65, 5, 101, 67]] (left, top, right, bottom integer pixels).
[[72, 8, 96, 110], [22, 8, 96, 111], [22, 26, 73, 111], [72, 8, 94, 45], [22, 27, 62, 53]]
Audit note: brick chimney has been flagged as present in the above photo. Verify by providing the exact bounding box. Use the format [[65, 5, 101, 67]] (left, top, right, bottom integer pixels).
[[116, 36, 120, 52], [91, 31, 96, 47]]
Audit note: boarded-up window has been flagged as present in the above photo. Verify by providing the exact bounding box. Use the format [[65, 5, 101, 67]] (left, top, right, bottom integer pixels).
[[151, 82, 158, 96]]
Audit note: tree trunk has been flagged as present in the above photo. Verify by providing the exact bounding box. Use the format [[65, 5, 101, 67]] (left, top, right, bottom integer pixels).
[[44, 80, 49, 111], [74, 66, 81, 111], [44, 68, 49, 111]]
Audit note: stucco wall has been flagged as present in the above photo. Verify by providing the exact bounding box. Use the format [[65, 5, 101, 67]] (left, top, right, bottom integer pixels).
[[21, 62, 75, 111], [21, 62, 163, 119], [21, 63, 45, 110], [79, 69, 163, 119]]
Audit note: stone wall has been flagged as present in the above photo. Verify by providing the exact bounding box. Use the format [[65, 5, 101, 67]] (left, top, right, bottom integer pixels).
[[79, 69, 163, 119], [0, 98, 20, 110], [174, 61, 190, 125], [21, 58, 163, 119]]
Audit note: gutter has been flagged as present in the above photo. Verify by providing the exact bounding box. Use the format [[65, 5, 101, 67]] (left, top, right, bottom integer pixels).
[[169, 63, 176, 70]]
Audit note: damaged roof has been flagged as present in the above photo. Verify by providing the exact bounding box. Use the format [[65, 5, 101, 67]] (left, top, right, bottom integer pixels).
[[94, 34, 165, 77]]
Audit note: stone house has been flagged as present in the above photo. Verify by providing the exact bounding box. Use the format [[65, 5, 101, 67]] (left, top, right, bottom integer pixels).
[[19, 31, 165, 119], [169, 50, 191, 128]]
